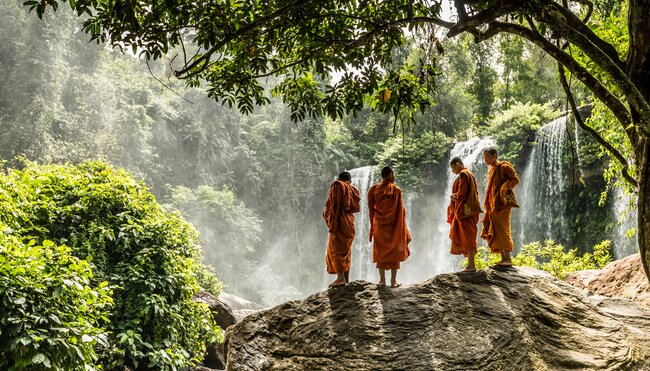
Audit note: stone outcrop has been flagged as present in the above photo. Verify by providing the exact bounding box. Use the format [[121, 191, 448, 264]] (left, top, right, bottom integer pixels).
[[192, 291, 238, 370], [195, 291, 238, 330], [565, 253, 650, 305], [218, 292, 266, 322], [223, 267, 650, 370]]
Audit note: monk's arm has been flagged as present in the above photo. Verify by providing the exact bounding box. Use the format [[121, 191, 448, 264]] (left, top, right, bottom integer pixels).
[[396, 188, 405, 222], [502, 164, 520, 189]]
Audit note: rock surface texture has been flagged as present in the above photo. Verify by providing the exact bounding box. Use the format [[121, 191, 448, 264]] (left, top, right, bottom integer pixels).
[[224, 267, 650, 370], [192, 291, 238, 370], [565, 253, 650, 305]]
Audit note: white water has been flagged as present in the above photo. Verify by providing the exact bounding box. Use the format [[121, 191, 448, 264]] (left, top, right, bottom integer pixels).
[[348, 166, 377, 282], [519, 115, 569, 245], [611, 186, 638, 258]]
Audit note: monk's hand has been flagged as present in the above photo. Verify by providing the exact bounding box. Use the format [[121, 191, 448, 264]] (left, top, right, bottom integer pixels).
[[450, 193, 458, 202]]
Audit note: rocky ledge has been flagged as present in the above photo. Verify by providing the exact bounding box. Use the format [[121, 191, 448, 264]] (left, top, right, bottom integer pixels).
[[223, 267, 650, 370], [565, 253, 650, 305]]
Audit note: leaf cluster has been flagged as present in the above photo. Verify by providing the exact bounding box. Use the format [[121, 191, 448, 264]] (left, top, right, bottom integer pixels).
[[471, 239, 613, 279], [484, 102, 559, 163], [0, 160, 219, 369], [25, 0, 442, 122], [0, 237, 113, 370]]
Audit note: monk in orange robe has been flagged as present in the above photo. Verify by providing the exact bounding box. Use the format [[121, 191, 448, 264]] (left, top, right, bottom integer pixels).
[[480, 147, 520, 266], [368, 166, 411, 287], [447, 157, 483, 272], [323, 171, 360, 287]]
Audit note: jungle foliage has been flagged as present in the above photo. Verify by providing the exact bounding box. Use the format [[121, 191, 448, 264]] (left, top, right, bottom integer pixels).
[[0, 161, 218, 370]]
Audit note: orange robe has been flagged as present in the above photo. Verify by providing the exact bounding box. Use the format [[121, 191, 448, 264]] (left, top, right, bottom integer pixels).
[[481, 161, 520, 253], [368, 180, 411, 269], [323, 180, 361, 274], [447, 169, 483, 256]]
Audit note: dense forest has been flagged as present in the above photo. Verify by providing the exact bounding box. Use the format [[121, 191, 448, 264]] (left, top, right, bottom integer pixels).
[[0, 0, 642, 368], [1, 0, 635, 303]]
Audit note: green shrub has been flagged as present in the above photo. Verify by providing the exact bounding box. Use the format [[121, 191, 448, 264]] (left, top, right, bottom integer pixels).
[[0, 236, 113, 370], [0, 160, 219, 369], [470, 239, 612, 279]]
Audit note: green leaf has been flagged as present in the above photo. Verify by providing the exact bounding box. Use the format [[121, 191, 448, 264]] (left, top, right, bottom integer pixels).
[[14, 297, 26, 305], [32, 353, 46, 364]]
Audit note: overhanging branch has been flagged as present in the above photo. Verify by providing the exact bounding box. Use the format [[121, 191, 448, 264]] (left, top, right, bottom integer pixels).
[[475, 21, 635, 137], [558, 63, 638, 188]]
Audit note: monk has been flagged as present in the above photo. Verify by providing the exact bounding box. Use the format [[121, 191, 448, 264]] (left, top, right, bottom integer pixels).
[[447, 157, 483, 272], [323, 171, 360, 288], [481, 147, 520, 266], [368, 166, 411, 288]]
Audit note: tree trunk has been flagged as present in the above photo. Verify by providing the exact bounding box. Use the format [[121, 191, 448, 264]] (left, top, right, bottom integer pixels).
[[627, 0, 650, 279], [638, 137, 650, 278]]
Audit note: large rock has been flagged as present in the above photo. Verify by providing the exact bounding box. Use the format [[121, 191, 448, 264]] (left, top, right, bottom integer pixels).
[[223, 267, 650, 370], [192, 291, 238, 370], [194, 291, 238, 330], [565, 253, 650, 305]]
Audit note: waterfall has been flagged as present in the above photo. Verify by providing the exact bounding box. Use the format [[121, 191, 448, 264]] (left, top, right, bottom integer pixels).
[[348, 166, 377, 282], [611, 186, 638, 258], [342, 138, 496, 283], [519, 115, 570, 245]]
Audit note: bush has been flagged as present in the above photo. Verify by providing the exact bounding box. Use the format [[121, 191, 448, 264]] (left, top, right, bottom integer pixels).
[[470, 239, 612, 279], [0, 236, 113, 370], [0, 160, 220, 369]]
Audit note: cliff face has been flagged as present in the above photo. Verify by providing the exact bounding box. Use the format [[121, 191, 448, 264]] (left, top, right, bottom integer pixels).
[[224, 267, 650, 370]]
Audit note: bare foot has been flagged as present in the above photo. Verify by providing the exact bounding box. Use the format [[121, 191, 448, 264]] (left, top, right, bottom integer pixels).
[[329, 278, 347, 288], [495, 261, 513, 267], [390, 283, 401, 288], [377, 281, 386, 287], [460, 267, 477, 272]]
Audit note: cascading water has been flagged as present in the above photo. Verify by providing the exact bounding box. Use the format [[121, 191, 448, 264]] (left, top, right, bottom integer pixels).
[[343, 138, 496, 284], [348, 166, 377, 282], [611, 186, 638, 258], [519, 115, 570, 246]]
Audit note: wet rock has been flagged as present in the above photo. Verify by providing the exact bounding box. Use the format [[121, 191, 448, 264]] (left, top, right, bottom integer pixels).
[[565, 254, 650, 305], [224, 267, 650, 370]]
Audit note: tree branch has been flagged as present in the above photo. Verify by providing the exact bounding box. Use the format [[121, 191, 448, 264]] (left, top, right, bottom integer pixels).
[[536, 4, 650, 128], [476, 21, 635, 136], [558, 63, 638, 187], [446, 1, 524, 38], [546, 3, 625, 70], [173, 0, 306, 78]]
